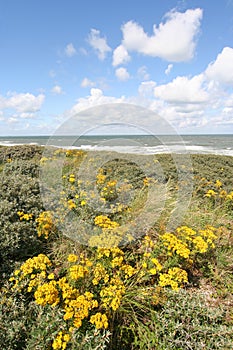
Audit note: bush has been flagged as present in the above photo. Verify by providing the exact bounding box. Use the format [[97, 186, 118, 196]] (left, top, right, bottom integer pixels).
[[0, 159, 44, 283], [129, 289, 233, 350]]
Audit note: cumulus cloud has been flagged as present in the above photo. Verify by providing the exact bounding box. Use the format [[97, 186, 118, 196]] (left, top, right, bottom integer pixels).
[[112, 44, 131, 66], [1, 92, 45, 113], [121, 8, 203, 62], [154, 74, 209, 104], [87, 29, 111, 60], [81, 78, 96, 88], [165, 64, 173, 75], [65, 43, 77, 57], [51, 85, 64, 95], [69, 88, 125, 116], [115, 67, 130, 81], [205, 47, 233, 85], [138, 81, 156, 97]]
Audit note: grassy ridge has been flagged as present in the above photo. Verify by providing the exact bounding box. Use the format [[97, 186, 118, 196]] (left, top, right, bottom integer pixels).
[[0, 145, 232, 349]]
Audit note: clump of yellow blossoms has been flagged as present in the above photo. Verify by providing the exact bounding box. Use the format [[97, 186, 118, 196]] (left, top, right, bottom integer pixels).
[[94, 215, 119, 229], [17, 211, 33, 221], [36, 211, 56, 239], [52, 331, 70, 350], [90, 312, 108, 329], [162, 225, 217, 258], [8, 217, 220, 349], [34, 280, 60, 307], [202, 179, 233, 210], [9, 254, 52, 292], [159, 267, 188, 291]]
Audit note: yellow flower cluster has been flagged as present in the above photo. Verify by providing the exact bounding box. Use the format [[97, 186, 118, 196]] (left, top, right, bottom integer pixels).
[[9, 254, 52, 292], [162, 225, 217, 258], [96, 169, 107, 184], [90, 312, 108, 329], [159, 267, 188, 291], [92, 263, 109, 285], [67, 199, 76, 210], [205, 189, 217, 198], [99, 179, 118, 201], [100, 276, 126, 311], [17, 211, 33, 221], [63, 292, 98, 328], [34, 280, 60, 307], [52, 331, 70, 350], [94, 215, 119, 229], [203, 179, 233, 206], [69, 174, 75, 183], [162, 232, 191, 258], [69, 264, 89, 281], [57, 277, 79, 302], [36, 211, 55, 239]]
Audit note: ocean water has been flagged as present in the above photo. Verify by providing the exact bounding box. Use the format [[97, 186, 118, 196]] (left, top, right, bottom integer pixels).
[[0, 134, 232, 156]]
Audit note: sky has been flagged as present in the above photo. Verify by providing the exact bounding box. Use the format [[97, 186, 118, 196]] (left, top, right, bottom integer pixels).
[[0, 0, 233, 135]]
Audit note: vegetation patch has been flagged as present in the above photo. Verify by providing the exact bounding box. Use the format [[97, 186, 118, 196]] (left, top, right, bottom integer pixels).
[[0, 146, 232, 349]]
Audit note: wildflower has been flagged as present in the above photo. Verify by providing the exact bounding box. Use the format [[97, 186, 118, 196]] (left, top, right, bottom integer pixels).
[[90, 312, 108, 329], [69, 264, 89, 280], [205, 189, 217, 198], [159, 267, 188, 291], [69, 174, 75, 183], [52, 331, 70, 350], [67, 199, 76, 209], [215, 179, 222, 188], [94, 215, 119, 229], [36, 211, 55, 239], [34, 280, 60, 307], [67, 254, 78, 263]]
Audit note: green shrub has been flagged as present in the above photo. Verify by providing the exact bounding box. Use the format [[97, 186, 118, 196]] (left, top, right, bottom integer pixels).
[[0, 160, 44, 283], [129, 289, 233, 350], [0, 145, 43, 163]]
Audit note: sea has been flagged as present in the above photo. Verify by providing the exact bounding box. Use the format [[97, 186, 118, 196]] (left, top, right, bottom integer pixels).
[[0, 134, 233, 156]]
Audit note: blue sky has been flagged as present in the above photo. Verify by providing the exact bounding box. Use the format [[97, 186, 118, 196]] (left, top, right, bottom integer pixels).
[[0, 0, 233, 135]]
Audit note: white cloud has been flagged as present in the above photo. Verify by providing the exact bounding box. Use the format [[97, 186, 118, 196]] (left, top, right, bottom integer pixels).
[[112, 44, 131, 66], [165, 64, 173, 75], [69, 88, 125, 116], [0, 92, 45, 122], [81, 78, 96, 88], [51, 85, 64, 95], [65, 43, 77, 57], [138, 81, 156, 97], [137, 66, 150, 80], [205, 47, 233, 85], [87, 28, 111, 60], [115, 67, 130, 81], [154, 74, 209, 104], [121, 8, 202, 62], [2, 92, 45, 113]]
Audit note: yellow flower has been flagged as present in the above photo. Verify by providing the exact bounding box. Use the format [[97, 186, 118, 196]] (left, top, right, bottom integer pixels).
[[205, 189, 217, 198], [34, 280, 60, 307], [94, 215, 119, 229], [159, 267, 188, 291], [90, 312, 108, 329], [48, 273, 55, 280], [215, 179, 222, 188], [67, 254, 78, 263]]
